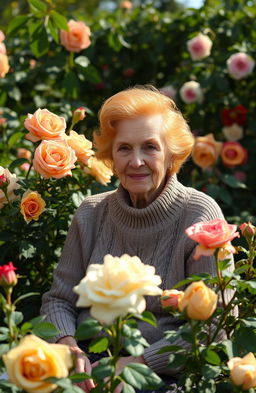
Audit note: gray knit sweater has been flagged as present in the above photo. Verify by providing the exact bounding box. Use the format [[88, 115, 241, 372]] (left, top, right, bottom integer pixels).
[[41, 175, 234, 375]]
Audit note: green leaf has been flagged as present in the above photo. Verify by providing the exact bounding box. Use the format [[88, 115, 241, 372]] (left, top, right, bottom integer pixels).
[[201, 348, 221, 365], [32, 321, 60, 339], [123, 338, 145, 357], [69, 373, 91, 383], [0, 380, 21, 392], [0, 293, 7, 307], [91, 357, 114, 380], [75, 318, 103, 340], [88, 337, 109, 353], [118, 33, 131, 49], [50, 10, 68, 31], [135, 311, 157, 327], [121, 363, 163, 390], [13, 292, 40, 306], [47, 17, 59, 44], [221, 174, 247, 189], [201, 364, 221, 379], [157, 345, 184, 354], [168, 352, 187, 368], [8, 87, 22, 102], [29, 22, 49, 57], [28, 0, 47, 13], [9, 311, 23, 326], [0, 343, 10, 356], [8, 158, 27, 171], [7, 15, 29, 35], [7, 132, 24, 148], [0, 327, 9, 341], [122, 382, 136, 393], [79, 65, 102, 84], [62, 71, 79, 99], [241, 318, 256, 328], [72, 191, 85, 208], [19, 241, 36, 258], [75, 56, 90, 68]]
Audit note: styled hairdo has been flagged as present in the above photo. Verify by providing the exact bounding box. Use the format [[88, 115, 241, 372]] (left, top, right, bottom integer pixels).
[[93, 85, 195, 174]]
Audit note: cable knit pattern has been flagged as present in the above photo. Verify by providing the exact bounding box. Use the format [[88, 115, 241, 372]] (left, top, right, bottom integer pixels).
[[40, 175, 234, 376]]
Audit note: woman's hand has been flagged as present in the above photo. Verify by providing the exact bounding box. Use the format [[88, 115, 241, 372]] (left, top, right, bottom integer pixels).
[[57, 336, 95, 392]]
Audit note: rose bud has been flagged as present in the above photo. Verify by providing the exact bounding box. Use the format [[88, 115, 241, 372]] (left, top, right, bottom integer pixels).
[[240, 222, 256, 242], [0, 262, 17, 287], [161, 289, 184, 310]]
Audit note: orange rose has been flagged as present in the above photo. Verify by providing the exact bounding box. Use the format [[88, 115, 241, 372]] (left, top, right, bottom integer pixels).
[[160, 289, 184, 310], [65, 130, 93, 166], [84, 156, 113, 186], [60, 20, 91, 53], [33, 140, 77, 179], [221, 141, 247, 167], [24, 108, 66, 142], [20, 190, 46, 223], [192, 133, 222, 169], [0, 53, 9, 78], [178, 281, 217, 320]]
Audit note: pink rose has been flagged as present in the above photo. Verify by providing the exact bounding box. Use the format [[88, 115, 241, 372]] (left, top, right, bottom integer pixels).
[[185, 219, 239, 260], [33, 140, 77, 179], [161, 289, 184, 310], [187, 33, 213, 61], [0, 30, 5, 42], [0, 261, 17, 287], [221, 141, 247, 168], [159, 85, 177, 100], [180, 81, 203, 104], [0, 43, 6, 54], [0, 53, 9, 78], [227, 52, 255, 80], [60, 20, 91, 53], [24, 108, 66, 142]]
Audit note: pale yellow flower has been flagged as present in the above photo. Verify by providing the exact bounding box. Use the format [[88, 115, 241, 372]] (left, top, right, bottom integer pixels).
[[84, 156, 113, 186], [228, 352, 256, 390], [65, 130, 93, 166]]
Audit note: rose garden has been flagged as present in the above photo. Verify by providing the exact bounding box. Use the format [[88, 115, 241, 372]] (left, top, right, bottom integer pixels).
[[0, 0, 256, 392]]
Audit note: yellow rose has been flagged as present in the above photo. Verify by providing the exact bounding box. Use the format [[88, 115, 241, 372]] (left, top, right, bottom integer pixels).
[[0, 166, 20, 209], [228, 352, 256, 390], [20, 190, 46, 223], [65, 130, 93, 166], [3, 335, 73, 393], [178, 281, 217, 320], [84, 156, 113, 186], [192, 133, 222, 169], [74, 254, 162, 325]]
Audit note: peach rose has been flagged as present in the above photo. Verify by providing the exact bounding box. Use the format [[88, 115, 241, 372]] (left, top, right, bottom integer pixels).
[[178, 281, 217, 320], [159, 85, 177, 100], [187, 33, 213, 61], [0, 167, 20, 209], [227, 52, 255, 80], [120, 1, 133, 10], [179, 81, 203, 104], [74, 254, 162, 325], [33, 140, 77, 179], [222, 124, 243, 142], [0, 53, 9, 78], [84, 156, 113, 186], [18, 148, 32, 160], [192, 133, 222, 169], [20, 190, 46, 223], [161, 289, 184, 310], [185, 218, 239, 260], [24, 108, 66, 142], [3, 335, 72, 393], [65, 130, 93, 166], [228, 352, 256, 390], [60, 20, 91, 53], [221, 141, 247, 168]]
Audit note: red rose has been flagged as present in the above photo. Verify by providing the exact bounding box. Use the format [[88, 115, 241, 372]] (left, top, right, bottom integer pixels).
[[221, 105, 248, 126]]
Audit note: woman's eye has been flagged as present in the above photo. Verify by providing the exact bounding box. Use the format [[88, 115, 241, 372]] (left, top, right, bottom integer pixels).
[[145, 144, 157, 150], [118, 145, 130, 151]]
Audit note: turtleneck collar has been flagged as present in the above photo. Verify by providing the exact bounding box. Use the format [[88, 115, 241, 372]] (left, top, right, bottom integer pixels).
[[108, 175, 188, 233]]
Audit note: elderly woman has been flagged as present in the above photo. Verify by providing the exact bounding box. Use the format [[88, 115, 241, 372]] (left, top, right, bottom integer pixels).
[[41, 86, 234, 392]]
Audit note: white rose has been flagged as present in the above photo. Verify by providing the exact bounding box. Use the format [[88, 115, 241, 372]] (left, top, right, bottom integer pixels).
[[179, 81, 203, 104], [187, 33, 213, 61], [222, 124, 243, 141], [227, 52, 255, 80], [74, 254, 162, 325], [0, 167, 21, 209]]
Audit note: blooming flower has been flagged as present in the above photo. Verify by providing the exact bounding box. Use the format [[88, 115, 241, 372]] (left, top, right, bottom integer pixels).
[[3, 335, 72, 393], [0, 42, 6, 54], [84, 156, 113, 186], [192, 133, 222, 169], [159, 85, 177, 100], [74, 254, 162, 325], [227, 52, 255, 80], [228, 352, 256, 390], [221, 141, 247, 168], [179, 81, 203, 104], [222, 124, 243, 142], [178, 281, 217, 320], [187, 33, 213, 61], [20, 190, 46, 223], [0, 167, 20, 209], [185, 218, 239, 260], [24, 108, 66, 142], [120, 1, 133, 10], [65, 130, 93, 166], [0, 53, 9, 78], [33, 140, 77, 179], [60, 20, 91, 53], [221, 105, 248, 126], [0, 261, 17, 287], [161, 289, 184, 310]]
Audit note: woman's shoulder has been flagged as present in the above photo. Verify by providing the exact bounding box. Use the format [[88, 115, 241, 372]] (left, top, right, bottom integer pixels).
[[75, 189, 116, 217]]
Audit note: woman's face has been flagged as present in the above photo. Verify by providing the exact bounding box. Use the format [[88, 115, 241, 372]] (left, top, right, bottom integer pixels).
[[112, 114, 171, 208]]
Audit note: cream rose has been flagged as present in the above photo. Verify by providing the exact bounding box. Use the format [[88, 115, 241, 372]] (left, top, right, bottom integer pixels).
[[222, 124, 243, 142], [3, 335, 72, 393], [24, 108, 66, 142], [84, 156, 113, 186], [65, 130, 93, 166], [228, 352, 256, 390], [20, 190, 46, 223], [0, 53, 9, 78], [74, 254, 162, 325], [192, 133, 222, 169], [178, 281, 217, 320], [33, 140, 77, 179], [60, 20, 91, 53], [179, 81, 203, 104], [0, 167, 20, 209], [187, 33, 213, 61], [227, 52, 255, 80]]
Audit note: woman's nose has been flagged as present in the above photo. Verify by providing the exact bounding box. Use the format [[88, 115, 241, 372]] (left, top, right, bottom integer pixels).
[[129, 152, 144, 167]]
